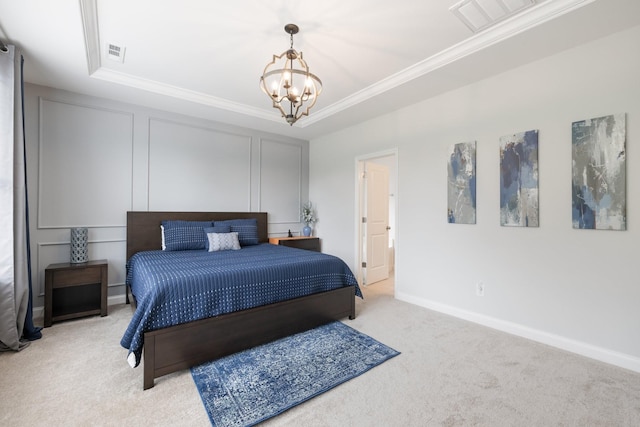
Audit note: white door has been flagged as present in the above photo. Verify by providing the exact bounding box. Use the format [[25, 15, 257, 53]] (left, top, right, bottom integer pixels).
[[364, 162, 390, 285]]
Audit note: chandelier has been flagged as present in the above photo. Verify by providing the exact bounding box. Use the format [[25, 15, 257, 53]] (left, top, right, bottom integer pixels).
[[260, 24, 323, 126]]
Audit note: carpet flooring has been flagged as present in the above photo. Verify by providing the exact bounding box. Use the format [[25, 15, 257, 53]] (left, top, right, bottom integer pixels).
[[191, 321, 399, 426], [1, 279, 640, 426]]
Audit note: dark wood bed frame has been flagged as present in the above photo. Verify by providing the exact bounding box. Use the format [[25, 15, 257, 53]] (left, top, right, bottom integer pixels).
[[126, 211, 356, 390]]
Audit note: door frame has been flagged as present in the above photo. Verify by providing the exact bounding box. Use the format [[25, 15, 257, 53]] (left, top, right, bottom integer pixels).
[[354, 148, 398, 288]]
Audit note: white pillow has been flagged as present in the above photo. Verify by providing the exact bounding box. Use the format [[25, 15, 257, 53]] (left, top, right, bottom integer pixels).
[[207, 232, 241, 252]]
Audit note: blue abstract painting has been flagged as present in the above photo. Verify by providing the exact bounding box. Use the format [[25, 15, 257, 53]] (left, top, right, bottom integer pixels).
[[572, 114, 626, 230], [499, 130, 539, 227], [448, 142, 476, 224]]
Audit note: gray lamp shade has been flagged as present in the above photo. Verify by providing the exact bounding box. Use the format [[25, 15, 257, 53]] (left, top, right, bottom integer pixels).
[[70, 227, 88, 263]]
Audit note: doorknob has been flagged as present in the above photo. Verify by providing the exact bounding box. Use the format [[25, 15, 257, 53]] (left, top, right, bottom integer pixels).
[[386, 226, 391, 230]]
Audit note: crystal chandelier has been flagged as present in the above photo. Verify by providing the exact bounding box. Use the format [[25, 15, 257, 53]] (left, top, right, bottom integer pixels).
[[260, 24, 323, 126]]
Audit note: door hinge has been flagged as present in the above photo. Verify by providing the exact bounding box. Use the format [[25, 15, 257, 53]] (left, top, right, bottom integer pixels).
[[362, 217, 367, 223], [361, 262, 367, 268]]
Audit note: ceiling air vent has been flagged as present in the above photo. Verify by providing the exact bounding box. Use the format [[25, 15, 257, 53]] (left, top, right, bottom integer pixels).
[[106, 42, 126, 63], [450, 0, 537, 33]]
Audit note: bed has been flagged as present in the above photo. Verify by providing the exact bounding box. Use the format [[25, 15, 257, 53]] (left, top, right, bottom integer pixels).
[[121, 211, 361, 389]]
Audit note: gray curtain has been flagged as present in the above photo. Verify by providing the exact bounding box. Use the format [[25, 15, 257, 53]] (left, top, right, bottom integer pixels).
[[0, 44, 42, 351]]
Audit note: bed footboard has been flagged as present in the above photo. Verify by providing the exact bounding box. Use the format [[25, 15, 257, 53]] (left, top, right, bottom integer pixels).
[[143, 286, 356, 389]]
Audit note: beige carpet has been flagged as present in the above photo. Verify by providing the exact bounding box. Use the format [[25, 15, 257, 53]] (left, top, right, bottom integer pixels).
[[2, 280, 639, 426]]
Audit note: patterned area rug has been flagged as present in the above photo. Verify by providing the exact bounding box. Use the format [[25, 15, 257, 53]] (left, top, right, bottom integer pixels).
[[191, 321, 400, 427]]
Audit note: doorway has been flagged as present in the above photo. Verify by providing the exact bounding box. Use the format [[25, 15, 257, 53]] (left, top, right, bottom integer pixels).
[[356, 149, 397, 292]]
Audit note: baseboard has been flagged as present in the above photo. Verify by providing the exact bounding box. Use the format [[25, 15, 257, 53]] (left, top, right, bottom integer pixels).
[[108, 294, 127, 306], [396, 291, 640, 374], [32, 294, 128, 322]]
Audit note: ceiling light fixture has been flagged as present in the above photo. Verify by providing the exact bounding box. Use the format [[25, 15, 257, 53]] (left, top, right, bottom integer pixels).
[[450, 0, 537, 33], [260, 24, 322, 126]]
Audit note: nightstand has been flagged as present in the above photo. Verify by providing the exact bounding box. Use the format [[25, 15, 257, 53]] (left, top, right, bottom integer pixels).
[[269, 236, 321, 252], [44, 259, 108, 327]]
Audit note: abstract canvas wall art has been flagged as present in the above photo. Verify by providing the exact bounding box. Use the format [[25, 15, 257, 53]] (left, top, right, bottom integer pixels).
[[499, 130, 539, 227], [572, 113, 626, 230], [448, 142, 476, 224]]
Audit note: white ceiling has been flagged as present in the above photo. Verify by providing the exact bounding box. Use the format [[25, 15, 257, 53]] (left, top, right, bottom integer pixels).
[[1, 0, 639, 140]]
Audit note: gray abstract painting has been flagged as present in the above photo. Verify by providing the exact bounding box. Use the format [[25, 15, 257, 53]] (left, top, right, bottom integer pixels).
[[572, 113, 626, 230], [448, 142, 476, 224], [499, 130, 539, 227]]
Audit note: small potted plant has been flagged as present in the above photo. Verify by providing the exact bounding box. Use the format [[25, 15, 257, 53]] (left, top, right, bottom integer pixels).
[[301, 202, 317, 236]]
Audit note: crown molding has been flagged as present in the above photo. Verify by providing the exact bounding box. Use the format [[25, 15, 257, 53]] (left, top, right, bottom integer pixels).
[[304, 0, 595, 126], [79, 0, 100, 75], [89, 67, 279, 121], [79, 0, 282, 124], [80, 0, 594, 128]]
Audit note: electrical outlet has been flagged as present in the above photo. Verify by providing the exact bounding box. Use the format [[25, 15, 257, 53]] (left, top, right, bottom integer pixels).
[[476, 282, 484, 297]]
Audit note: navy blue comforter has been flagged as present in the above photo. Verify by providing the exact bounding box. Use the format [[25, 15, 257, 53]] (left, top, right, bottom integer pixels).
[[120, 243, 361, 366]]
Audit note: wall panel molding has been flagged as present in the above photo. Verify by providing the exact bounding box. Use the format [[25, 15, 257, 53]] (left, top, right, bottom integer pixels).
[[147, 117, 253, 211], [38, 97, 134, 228], [259, 138, 303, 224], [26, 84, 309, 309]]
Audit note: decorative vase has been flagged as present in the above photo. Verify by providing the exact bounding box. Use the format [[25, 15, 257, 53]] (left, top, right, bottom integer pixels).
[[70, 227, 88, 263], [302, 225, 312, 237]]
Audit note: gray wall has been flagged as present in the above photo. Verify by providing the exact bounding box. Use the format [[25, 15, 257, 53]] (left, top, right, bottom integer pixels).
[[24, 84, 309, 309], [309, 25, 640, 372]]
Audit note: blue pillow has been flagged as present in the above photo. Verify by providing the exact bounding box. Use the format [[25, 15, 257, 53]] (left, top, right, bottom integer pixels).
[[203, 225, 232, 250], [161, 220, 213, 251], [214, 218, 259, 246]]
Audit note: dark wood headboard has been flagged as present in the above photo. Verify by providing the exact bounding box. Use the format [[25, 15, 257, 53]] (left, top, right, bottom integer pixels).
[[126, 211, 268, 260]]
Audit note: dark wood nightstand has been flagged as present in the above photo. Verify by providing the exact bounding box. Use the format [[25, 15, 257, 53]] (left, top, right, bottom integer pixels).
[[44, 259, 108, 327], [269, 236, 321, 252]]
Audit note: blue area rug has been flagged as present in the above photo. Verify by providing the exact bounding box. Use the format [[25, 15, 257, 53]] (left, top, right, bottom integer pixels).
[[191, 321, 400, 427]]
